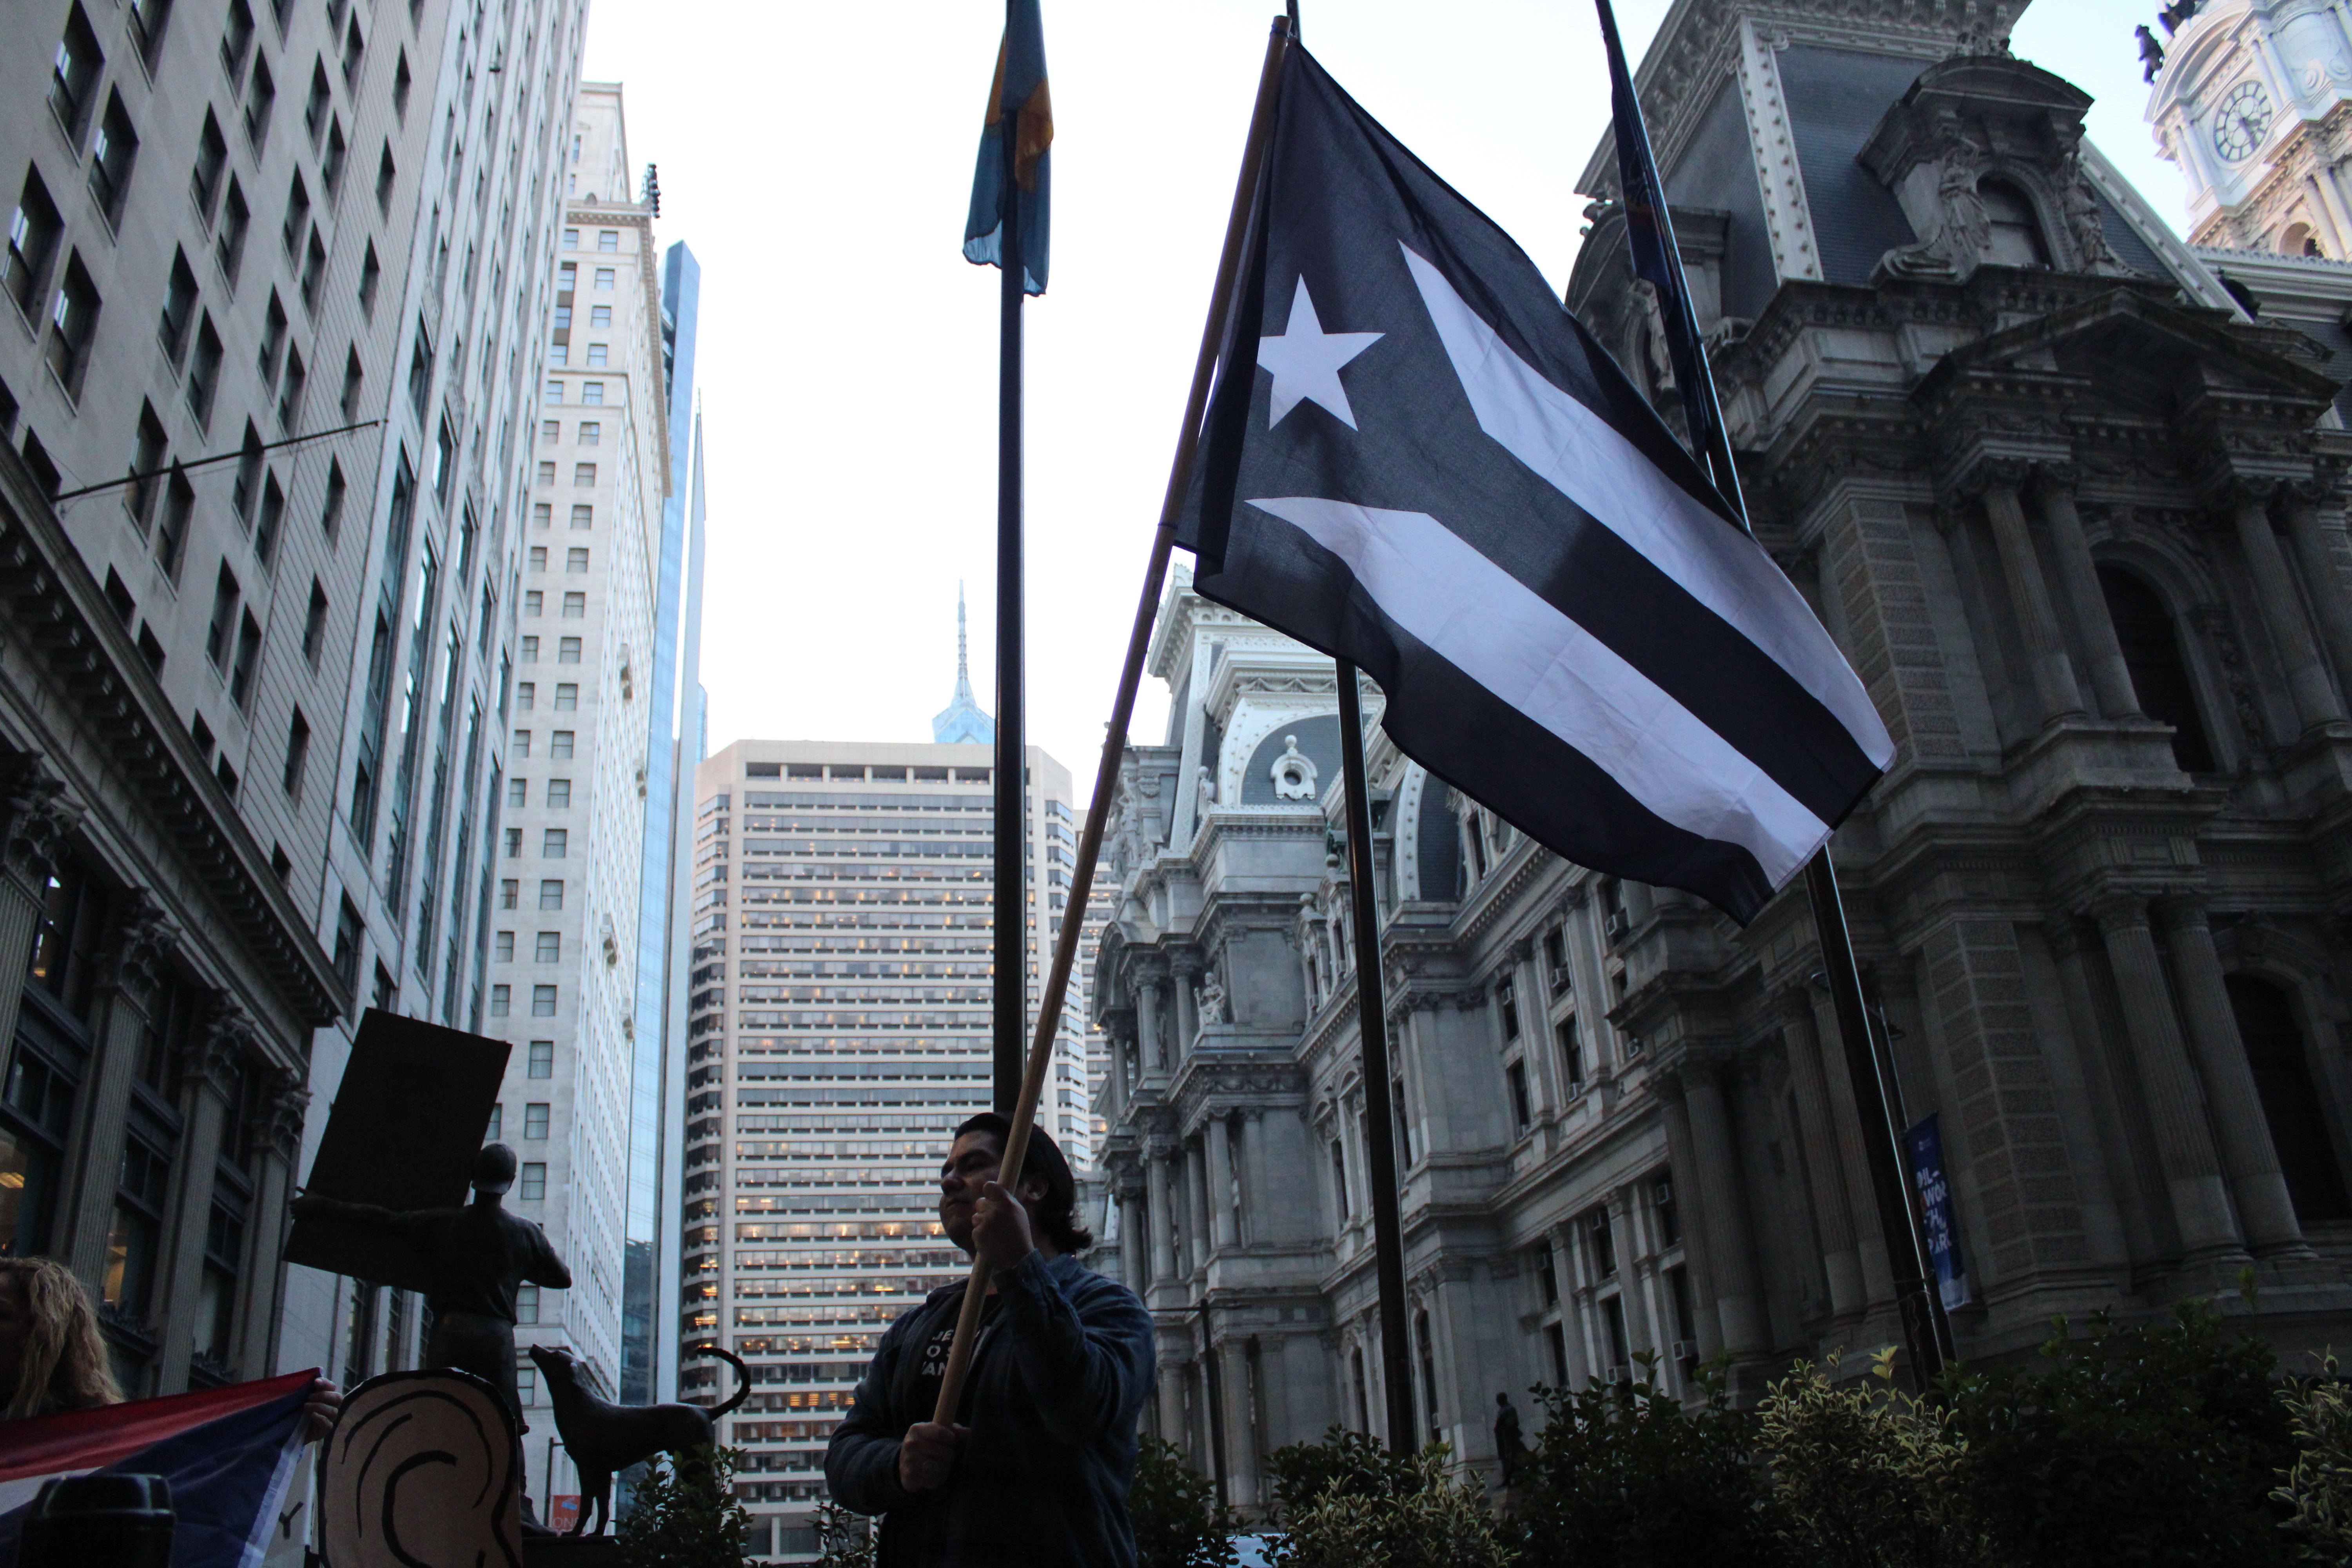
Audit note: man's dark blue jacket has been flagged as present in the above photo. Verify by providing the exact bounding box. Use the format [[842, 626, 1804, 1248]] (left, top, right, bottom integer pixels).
[[825, 1251, 1155, 1566]]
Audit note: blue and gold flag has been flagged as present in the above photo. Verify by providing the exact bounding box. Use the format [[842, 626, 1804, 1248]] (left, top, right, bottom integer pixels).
[[964, 0, 1051, 296]]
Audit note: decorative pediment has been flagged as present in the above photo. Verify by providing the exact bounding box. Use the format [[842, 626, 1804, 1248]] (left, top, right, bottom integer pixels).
[[1861, 56, 2129, 283]]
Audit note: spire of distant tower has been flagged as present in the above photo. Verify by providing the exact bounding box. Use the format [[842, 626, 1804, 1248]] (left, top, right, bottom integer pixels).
[[932, 582, 995, 744]]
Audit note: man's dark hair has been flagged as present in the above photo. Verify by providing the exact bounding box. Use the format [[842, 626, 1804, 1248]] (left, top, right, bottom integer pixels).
[[953, 1112, 1094, 1253]]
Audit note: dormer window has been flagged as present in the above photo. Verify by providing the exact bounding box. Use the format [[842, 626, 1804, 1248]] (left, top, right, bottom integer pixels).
[[1980, 181, 2049, 268]]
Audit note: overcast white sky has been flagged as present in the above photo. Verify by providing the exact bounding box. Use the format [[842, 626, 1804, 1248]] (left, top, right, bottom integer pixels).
[[579, 1, 2187, 803]]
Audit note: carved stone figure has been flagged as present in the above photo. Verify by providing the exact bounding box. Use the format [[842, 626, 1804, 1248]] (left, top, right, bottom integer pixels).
[[1195, 765, 1217, 819], [2060, 154, 2131, 274], [1197, 972, 1228, 1027]]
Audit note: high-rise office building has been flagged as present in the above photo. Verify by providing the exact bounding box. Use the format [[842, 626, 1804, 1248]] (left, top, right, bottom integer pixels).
[[481, 80, 671, 1507], [681, 710, 1082, 1546], [625, 241, 701, 1410], [0, 0, 583, 1403]]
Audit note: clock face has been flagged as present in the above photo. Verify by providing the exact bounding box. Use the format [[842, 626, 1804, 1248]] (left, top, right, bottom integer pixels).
[[2214, 80, 2275, 162]]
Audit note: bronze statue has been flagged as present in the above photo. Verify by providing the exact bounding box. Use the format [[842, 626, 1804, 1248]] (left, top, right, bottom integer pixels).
[[290, 1143, 572, 1426], [2138, 24, 2167, 83], [529, 1343, 750, 1537]]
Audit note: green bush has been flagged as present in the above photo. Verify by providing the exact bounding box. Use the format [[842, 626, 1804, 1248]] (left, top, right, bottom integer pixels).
[[615, 1444, 752, 1568], [2275, 1352, 2352, 1563], [1132, 1437, 1239, 1568], [1270, 1445, 1513, 1568], [1757, 1347, 1986, 1568], [1945, 1302, 2295, 1568], [1264, 1425, 1431, 1525], [811, 1497, 875, 1568], [1513, 1353, 1783, 1567]]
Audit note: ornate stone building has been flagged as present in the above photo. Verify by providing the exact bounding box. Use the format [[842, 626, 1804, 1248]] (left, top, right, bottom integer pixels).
[[1090, 0, 2352, 1509]]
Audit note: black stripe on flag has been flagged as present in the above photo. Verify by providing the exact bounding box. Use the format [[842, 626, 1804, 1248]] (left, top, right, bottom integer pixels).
[[1176, 44, 1892, 923]]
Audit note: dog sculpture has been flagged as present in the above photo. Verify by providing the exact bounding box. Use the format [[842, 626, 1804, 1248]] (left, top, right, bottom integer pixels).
[[530, 1341, 750, 1536]]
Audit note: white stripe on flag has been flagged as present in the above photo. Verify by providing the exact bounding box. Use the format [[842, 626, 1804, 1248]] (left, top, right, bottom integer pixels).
[[1247, 495, 1829, 886], [1399, 244, 1895, 769]]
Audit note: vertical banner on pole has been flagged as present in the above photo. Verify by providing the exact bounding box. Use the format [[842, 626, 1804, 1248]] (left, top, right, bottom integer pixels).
[[1904, 1113, 1971, 1311]]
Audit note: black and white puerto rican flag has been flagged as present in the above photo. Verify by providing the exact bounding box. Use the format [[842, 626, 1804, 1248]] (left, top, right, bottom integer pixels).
[[1176, 45, 1893, 924]]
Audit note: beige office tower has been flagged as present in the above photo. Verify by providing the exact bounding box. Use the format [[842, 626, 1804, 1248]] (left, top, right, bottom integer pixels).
[[0, 0, 584, 1407], [483, 82, 668, 1510], [681, 726, 1083, 1542]]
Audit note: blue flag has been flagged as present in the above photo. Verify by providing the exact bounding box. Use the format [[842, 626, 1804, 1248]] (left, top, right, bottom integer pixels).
[[964, 0, 1052, 296], [1597, 0, 1731, 495]]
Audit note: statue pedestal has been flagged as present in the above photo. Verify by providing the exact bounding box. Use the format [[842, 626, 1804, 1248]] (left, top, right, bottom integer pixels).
[[523, 1535, 624, 1567]]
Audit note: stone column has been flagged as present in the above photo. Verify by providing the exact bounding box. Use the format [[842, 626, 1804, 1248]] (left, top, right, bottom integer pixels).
[[240, 1069, 306, 1378], [0, 773, 78, 1057], [1657, 1085, 1723, 1360], [156, 1001, 240, 1394], [2234, 490, 2342, 731], [1172, 956, 1201, 1062], [1157, 1356, 1187, 1447], [1134, 976, 1165, 1072], [2283, 496, 2352, 706], [2156, 895, 2304, 1252], [1185, 1139, 1210, 1276], [62, 896, 172, 1303], [1148, 1146, 1180, 1285], [1221, 1338, 1260, 1508], [1776, 989, 1864, 1317], [2092, 897, 2241, 1256], [1206, 1114, 1240, 1251], [1983, 480, 2085, 724], [2036, 476, 2140, 718], [1811, 987, 1895, 1307], [1677, 1058, 1767, 1356], [2040, 920, 2139, 1269], [1107, 1020, 1133, 1113]]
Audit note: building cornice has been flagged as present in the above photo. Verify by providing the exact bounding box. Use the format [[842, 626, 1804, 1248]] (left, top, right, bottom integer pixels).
[[0, 449, 348, 1030]]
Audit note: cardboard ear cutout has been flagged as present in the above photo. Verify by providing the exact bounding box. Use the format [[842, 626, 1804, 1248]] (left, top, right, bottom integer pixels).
[[320, 1368, 522, 1568]]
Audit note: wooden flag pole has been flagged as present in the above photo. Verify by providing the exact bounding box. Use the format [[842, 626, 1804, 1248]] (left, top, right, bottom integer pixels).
[[930, 13, 1296, 1428]]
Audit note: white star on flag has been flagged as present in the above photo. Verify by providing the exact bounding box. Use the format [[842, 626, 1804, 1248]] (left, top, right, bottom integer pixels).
[[1259, 276, 1383, 430]]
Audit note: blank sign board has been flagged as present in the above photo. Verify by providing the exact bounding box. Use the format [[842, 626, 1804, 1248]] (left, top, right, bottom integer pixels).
[[283, 1009, 509, 1293]]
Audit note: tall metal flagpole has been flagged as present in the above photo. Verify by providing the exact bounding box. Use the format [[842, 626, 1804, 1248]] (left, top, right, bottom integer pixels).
[[1592, 0, 1952, 1384], [993, 74, 1028, 1116], [929, 14, 1296, 1430], [1337, 663, 1421, 1454], [1278, 0, 1414, 1454]]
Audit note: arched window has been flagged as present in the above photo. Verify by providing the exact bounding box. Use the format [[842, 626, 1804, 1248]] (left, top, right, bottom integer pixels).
[[2098, 565, 2217, 771], [2283, 221, 2326, 258], [1980, 181, 2051, 267], [2227, 976, 2352, 1221]]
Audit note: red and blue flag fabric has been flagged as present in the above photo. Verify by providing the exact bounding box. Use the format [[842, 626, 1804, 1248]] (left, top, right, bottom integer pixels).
[[0, 1368, 314, 1568]]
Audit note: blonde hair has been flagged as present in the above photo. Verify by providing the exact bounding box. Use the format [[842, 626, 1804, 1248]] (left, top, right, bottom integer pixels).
[[0, 1258, 121, 1419]]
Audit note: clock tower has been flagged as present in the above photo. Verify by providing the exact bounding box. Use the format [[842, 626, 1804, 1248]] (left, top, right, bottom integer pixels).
[[2146, 0, 2352, 256]]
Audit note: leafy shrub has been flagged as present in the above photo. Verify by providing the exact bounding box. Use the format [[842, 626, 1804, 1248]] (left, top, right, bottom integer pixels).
[[1271, 1445, 1513, 1568], [811, 1497, 875, 1568], [1945, 1302, 2294, 1568], [1132, 1437, 1239, 1568], [1513, 1353, 1783, 1567], [2275, 1352, 2352, 1563], [615, 1444, 751, 1568], [1264, 1425, 1431, 1525], [1757, 1347, 1986, 1568]]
